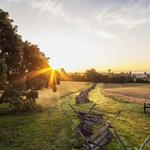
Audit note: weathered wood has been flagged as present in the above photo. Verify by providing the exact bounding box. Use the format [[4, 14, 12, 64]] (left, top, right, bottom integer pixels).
[[79, 118, 104, 126], [107, 110, 121, 127], [139, 136, 150, 150], [69, 104, 104, 125], [144, 102, 150, 113], [77, 125, 93, 139], [78, 111, 103, 117], [88, 103, 96, 114], [69, 104, 78, 115], [76, 110, 121, 149], [78, 124, 112, 150], [92, 134, 112, 149], [70, 104, 121, 149], [111, 128, 128, 150], [78, 112, 103, 122], [88, 125, 109, 142]]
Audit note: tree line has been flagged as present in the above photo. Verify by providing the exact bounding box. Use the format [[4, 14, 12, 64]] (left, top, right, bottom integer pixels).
[[70, 69, 150, 83]]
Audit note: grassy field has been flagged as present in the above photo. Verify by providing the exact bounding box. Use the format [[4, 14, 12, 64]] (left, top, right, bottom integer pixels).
[[102, 83, 150, 105], [0, 82, 149, 150], [0, 81, 91, 150], [37, 81, 90, 108], [90, 84, 150, 149]]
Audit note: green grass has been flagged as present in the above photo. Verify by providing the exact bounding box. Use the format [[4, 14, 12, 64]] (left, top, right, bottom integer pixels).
[[0, 95, 77, 150], [0, 83, 92, 150], [89, 84, 150, 150], [0, 83, 149, 150]]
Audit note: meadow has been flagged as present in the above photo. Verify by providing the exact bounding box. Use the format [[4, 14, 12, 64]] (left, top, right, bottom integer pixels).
[[0, 82, 149, 150], [90, 84, 150, 149], [0, 81, 91, 150], [102, 83, 150, 104]]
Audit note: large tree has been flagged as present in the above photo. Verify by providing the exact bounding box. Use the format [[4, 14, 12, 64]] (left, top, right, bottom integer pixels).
[[0, 9, 51, 112], [0, 9, 23, 83]]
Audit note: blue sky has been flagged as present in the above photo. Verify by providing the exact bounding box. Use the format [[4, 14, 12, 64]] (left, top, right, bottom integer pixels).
[[1, 0, 150, 72]]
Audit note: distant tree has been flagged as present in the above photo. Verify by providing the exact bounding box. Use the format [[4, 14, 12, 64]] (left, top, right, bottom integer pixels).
[[84, 69, 101, 82], [60, 68, 66, 73], [70, 68, 149, 84], [108, 69, 111, 74]]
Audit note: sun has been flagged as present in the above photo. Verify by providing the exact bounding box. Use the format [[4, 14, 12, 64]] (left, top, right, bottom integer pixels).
[[26, 66, 70, 91], [51, 61, 61, 70]]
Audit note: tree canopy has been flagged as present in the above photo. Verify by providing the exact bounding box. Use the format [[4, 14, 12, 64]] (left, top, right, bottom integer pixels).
[[0, 9, 51, 112]]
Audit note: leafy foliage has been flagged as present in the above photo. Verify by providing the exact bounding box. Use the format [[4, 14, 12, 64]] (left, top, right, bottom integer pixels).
[[0, 9, 50, 112]]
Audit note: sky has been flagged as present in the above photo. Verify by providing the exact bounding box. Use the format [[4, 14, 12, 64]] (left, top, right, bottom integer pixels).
[[1, 0, 150, 72]]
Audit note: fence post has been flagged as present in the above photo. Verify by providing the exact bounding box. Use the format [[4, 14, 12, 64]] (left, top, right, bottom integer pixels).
[[144, 103, 146, 113]]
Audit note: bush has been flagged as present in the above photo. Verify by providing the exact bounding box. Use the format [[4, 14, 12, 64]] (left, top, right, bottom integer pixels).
[[0, 103, 15, 114], [0, 81, 39, 113]]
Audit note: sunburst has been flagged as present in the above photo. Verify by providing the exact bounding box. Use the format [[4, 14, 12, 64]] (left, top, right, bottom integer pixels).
[[26, 67, 70, 91]]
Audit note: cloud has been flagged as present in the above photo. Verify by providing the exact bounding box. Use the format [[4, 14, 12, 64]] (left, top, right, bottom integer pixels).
[[5, 0, 67, 18], [28, 0, 150, 39], [30, 0, 65, 17], [74, 18, 117, 39], [6, 0, 22, 2], [25, 0, 116, 39], [94, 0, 150, 29], [5, 0, 150, 40], [92, 30, 117, 39]]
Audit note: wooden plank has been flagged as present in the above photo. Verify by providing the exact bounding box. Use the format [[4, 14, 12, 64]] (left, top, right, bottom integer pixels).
[[77, 127, 87, 140], [88, 125, 108, 142], [77, 126, 93, 140], [144, 102, 150, 113], [139, 136, 150, 150], [111, 129, 127, 150]]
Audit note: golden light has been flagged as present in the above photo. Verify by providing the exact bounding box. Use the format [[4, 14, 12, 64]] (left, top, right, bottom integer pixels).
[[57, 69, 70, 81], [26, 66, 70, 91], [48, 69, 57, 88], [27, 67, 52, 80]]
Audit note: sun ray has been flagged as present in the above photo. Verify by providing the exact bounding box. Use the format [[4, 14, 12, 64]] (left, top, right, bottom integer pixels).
[[26, 67, 52, 80], [25, 66, 70, 91], [48, 69, 56, 88], [57, 70, 71, 81]]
